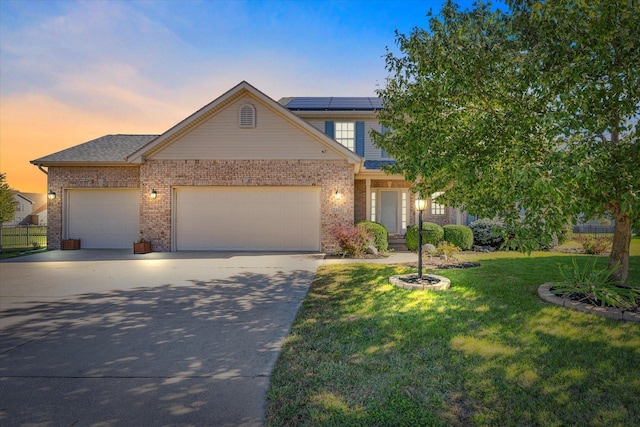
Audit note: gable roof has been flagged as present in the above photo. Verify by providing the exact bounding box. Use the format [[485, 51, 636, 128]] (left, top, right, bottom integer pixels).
[[127, 81, 362, 167], [281, 97, 383, 111], [11, 191, 34, 204], [31, 134, 157, 166]]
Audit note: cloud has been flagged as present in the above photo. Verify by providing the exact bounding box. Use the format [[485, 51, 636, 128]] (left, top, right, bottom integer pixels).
[[0, 0, 394, 191]]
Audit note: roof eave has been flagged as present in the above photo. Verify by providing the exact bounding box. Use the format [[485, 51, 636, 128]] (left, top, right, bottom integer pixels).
[[30, 160, 141, 167]]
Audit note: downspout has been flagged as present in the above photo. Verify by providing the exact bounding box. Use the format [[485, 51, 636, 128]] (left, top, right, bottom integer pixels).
[[37, 165, 48, 175]]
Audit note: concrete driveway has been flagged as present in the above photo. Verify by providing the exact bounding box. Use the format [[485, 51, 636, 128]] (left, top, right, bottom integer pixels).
[[0, 250, 323, 426]]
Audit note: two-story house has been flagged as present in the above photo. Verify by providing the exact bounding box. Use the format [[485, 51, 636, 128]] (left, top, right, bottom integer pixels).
[[7, 191, 47, 226], [32, 81, 463, 251]]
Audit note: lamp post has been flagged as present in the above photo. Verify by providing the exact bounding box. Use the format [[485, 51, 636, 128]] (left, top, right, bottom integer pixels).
[[415, 198, 427, 279]]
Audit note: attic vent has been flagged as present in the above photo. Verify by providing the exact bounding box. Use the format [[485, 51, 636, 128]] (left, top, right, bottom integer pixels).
[[239, 104, 256, 128]]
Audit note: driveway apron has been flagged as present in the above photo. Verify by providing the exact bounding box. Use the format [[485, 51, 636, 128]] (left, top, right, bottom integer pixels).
[[0, 251, 323, 426]]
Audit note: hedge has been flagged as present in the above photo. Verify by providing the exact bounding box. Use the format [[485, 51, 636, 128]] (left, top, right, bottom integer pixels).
[[357, 221, 389, 252], [443, 224, 474, 250], [405, 222, 444, 252]]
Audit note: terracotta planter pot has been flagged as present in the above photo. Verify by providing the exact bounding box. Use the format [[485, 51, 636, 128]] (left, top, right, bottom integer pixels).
[[61, 239, 81, 250], [133, 241, 152, 254]]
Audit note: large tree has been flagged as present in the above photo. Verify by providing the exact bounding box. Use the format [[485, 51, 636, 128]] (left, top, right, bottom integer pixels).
[[0, 173, 18, 252], [375, 0, 639, 283]]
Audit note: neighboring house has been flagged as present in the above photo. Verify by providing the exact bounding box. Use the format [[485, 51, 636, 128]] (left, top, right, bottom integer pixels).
[[31, 81, 465, 251], [7, 191, 47, 226]]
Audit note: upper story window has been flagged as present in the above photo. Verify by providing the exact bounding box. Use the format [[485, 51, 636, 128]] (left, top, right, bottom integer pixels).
[[431, 191, 445, 215], [238, 104, 256, 128], [335, 122, 355, 151]]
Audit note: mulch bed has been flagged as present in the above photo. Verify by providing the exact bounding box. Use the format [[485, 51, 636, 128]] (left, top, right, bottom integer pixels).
[[550, 288, 640, 313], [400, 260, 481, 270], [324, 253, 390, 260], [397, 275, 442, 285]]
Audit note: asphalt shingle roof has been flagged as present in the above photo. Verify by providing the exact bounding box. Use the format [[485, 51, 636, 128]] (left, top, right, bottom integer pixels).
[[281, 97, 383, 111], [32, 134, 158, 163], [364, 160, 396, 170]]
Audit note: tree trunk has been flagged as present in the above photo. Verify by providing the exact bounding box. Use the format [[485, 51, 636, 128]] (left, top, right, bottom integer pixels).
[[609, 210, 632, 285]]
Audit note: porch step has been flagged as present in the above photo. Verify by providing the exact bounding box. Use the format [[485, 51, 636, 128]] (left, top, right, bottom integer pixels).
[[388, 236, 409, 252]]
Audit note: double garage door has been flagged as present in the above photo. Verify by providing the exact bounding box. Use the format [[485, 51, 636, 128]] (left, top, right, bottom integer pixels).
[[175, 186, 320, 251], [66, 187, 321, 251]]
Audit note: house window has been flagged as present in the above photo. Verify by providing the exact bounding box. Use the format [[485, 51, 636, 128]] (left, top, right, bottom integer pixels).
[[239, 104, 256, 128], [431, 192, 445, 215], [370, 192, 376, 222], [16, 203, 23, 212], [335, 122, 355, 151]]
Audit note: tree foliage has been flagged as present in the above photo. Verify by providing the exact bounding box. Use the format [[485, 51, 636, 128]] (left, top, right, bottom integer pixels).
[[0, 173, 17, 224], [374, 0, 639, 282]]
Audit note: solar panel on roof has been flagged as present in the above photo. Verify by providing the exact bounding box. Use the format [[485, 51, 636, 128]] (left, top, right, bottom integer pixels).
[[286, 97, 382, 111], [286, 97, 332, 110]]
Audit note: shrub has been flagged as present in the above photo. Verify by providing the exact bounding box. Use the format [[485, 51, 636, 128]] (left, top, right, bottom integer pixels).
[[552, 258, 639, 308], [576, 234, 611, 255], [443, 225, 474, 250], [405, 222, 444, 252], [436, 241, 461, 260], [469, 218, 506, 248], [356, 221, 388, 252], [330, 224, 372, 257]]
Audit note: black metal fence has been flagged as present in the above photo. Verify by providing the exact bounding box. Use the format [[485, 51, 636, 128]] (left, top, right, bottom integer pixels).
[[1, 225, 47, 249]]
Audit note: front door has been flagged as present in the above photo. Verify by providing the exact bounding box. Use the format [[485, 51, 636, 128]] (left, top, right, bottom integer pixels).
[[380, 191, 398, 234]]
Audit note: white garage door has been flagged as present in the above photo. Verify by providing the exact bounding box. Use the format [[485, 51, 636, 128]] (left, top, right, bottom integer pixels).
[[175, 186, 320, 251], [66, 189, 140, 249]]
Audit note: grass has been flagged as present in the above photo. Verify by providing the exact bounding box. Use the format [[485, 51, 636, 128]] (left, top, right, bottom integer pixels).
[[0, 247, 48, 260], [266, 237, 640, 426]]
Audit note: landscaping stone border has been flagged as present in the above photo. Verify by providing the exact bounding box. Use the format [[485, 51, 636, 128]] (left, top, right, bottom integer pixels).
[[390, 274, 451, 291], [538, 283, 640, 323]]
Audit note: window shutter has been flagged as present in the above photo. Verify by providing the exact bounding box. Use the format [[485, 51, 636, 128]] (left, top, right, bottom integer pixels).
[[325, 121, 335, 138], [355, 121, 365, 157]]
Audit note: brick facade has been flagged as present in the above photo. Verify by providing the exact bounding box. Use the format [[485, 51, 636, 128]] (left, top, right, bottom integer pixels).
[[47, 161, 353, 252], [139, 159, 353, 251], [46, 166, 140, 249]]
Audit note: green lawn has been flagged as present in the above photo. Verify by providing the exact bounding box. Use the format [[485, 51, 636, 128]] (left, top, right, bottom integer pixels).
[[266, 238, 640, 426]]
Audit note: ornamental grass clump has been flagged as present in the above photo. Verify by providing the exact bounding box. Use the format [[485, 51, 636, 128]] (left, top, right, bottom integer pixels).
[[436, 241, 461, 260], [576, 234, 612, 255], [552, 257, 640, 308]]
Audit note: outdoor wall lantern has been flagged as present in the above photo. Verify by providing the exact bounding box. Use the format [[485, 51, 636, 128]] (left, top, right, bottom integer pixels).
[[414, 198, 428, 279], [47, 190, 56, 200], [335, 189, 342, 200], [150, 189, 158, 199]]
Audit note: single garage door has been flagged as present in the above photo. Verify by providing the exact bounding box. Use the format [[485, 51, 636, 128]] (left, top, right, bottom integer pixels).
[[175, 186, 320, 251], [66, 189, 140, 249]]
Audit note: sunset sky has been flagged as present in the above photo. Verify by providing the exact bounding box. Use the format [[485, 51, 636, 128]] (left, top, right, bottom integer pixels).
[[0, 0, 485, 193]]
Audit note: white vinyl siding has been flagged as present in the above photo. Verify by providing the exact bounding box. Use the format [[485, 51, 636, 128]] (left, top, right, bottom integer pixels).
[[66, 189, 140, 248], [303, 119, 389, 161], [151, 97, 342, 160], [175, 186, 320, 251]]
